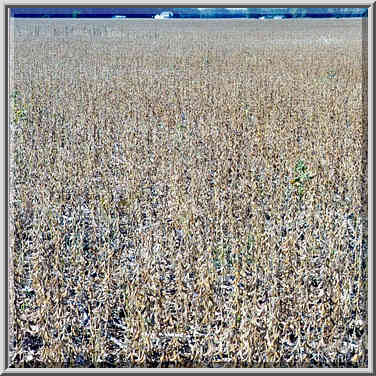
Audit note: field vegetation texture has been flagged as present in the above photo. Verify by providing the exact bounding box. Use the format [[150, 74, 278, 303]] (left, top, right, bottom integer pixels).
[[9, 19, 367, 367]]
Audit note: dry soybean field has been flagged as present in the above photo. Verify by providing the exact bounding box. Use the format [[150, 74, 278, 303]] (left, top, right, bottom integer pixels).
[[9, 18, 368, 368]]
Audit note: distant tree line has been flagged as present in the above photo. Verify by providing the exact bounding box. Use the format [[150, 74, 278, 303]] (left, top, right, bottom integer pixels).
[[10, 7, 368, 19]]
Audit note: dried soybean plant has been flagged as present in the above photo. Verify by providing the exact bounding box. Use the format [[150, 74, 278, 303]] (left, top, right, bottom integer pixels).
[[9, 18, 367, 368]]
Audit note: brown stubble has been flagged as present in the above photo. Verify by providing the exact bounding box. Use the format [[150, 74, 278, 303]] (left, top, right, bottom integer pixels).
[[9, 18, 366, 367]]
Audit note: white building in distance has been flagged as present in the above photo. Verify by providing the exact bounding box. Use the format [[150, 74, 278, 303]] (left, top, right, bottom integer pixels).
[[154, 11, 173, 19]]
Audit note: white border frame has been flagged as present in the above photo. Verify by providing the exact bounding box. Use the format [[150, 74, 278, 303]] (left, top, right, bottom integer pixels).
[[2, 1, 373, 373]]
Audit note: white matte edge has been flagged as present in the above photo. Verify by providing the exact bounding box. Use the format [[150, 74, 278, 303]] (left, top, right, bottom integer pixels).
[[2, 1, 373, 374]]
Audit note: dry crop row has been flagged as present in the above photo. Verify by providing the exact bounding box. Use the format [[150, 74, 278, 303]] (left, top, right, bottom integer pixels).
[[9, 19, 367, 367]]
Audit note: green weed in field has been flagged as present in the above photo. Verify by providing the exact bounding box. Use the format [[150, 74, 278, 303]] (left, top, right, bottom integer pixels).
[[290, 159, 316, 199], [11, 91, 28, 124]]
